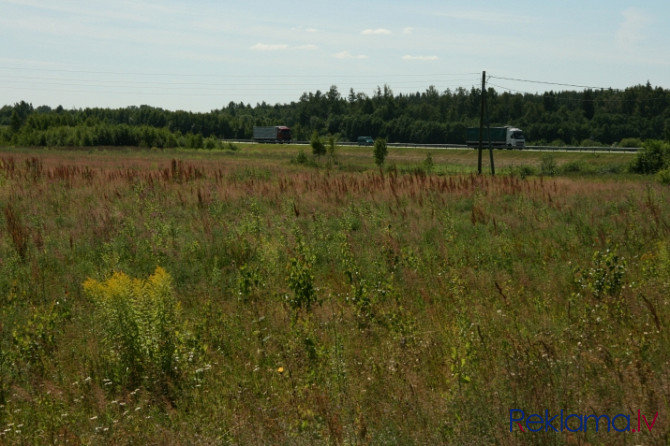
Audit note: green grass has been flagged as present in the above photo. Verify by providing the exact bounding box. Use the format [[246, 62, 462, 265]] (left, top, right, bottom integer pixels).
[[0, 145, 667, 445]]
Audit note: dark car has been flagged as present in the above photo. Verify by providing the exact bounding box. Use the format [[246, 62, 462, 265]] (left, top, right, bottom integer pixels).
[[357, 136, 374, 146]]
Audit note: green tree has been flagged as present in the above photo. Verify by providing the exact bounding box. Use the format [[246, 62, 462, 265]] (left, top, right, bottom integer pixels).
[[10, 110, 21, 133], [373, 137, 388, 167], [582, 89, 595, 120], [311, 130, 326, 156], [327, 134, 336, 156]]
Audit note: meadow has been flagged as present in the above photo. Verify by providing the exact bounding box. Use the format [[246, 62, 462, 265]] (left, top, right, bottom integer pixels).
[[0, 144, 668, 445]]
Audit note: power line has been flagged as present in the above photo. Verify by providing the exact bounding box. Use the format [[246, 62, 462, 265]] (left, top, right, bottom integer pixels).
[[488, 75, 611, 91], [487, 82, 532, 96], [488, 79, 668, 104], [0, 75, 479, 90], [0, 65, 480, 80], [0, 66, 482, 93]]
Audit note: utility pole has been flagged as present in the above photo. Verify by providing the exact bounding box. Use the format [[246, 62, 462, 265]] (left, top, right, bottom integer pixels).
[[478, 71, 485, 174], [477, 71, 495, 176]]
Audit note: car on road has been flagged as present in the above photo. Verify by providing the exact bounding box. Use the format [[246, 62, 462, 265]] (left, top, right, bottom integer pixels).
[[357, 136, 374, 146]]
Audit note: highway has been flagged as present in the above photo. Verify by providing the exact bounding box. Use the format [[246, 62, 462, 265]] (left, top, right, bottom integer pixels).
[[235, 139, 640, 154]]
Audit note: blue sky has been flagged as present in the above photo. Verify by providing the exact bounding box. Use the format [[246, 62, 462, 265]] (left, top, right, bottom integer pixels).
[[1, 0, 669, 112]]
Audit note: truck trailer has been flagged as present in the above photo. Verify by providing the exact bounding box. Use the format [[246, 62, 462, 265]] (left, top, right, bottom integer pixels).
[[253, 126, 292, 143], [466, 126, 525, 149]]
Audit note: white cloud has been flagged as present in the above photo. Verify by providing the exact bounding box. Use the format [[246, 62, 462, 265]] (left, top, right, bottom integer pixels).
[[296, 44, 318, 50], [361, 28, 391, 35], [616, 8, 652, 50], [402, 55, 438, 61], [334, 51, 368, 60], [403, 27, 414, 35], [251, 43, 289, 51], [305, 28, 318, 33]]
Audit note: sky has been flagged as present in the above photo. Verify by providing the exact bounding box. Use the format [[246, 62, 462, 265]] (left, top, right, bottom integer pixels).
[[1, 0, 669, 112]]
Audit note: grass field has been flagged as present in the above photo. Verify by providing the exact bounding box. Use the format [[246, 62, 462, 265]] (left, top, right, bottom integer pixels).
[[0, 144, 668, 445]]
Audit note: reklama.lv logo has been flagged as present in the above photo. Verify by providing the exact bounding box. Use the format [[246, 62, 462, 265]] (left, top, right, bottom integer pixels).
[[510, 409, 659, 433]]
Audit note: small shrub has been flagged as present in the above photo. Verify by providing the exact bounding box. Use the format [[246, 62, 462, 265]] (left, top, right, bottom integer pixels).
[[82, 267, 183, 394], [618, 137, 642, 148], [373, 138, 388, 167], [311, 131, 326, 156], [560, 160, 585, 174], [203, 136, 219, 150], [540, 155, 557, 176], [580, 138, 604, 147], [574, 247, 627, 299], [327, 134, 337, 157], [340, 239, 374, 325], [187, 133, 204, 149], [511, 165, 536, 179], [286, 238, 317, 313], [12, 303, 63, 373], [629, 140, 670, 174], [423, 153, 434, 173], [656, 168, 670, 185], [295, 150, 308, 165], [237, 263, 264, 302]]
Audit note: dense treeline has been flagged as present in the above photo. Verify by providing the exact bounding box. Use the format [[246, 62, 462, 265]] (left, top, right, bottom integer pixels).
[[1, 82, 669, 147]]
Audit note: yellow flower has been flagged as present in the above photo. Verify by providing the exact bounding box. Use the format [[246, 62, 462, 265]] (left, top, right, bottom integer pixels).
[[277, 367, 284, 374]]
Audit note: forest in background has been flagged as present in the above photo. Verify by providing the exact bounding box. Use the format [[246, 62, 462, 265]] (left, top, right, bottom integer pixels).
[[1, 82, 669, 148]]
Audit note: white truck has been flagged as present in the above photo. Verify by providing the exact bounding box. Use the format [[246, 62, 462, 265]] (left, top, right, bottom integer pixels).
[[466, 126, 525, 149]]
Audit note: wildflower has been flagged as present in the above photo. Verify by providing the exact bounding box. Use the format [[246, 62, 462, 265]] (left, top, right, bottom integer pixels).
[[277, 366, 284, 374]]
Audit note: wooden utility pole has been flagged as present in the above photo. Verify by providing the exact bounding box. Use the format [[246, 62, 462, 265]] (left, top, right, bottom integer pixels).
[[477, 71, 495, 176], [478, 71, 485, 174]]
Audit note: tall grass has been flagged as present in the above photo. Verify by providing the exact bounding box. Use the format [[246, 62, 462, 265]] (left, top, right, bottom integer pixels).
[[0, 147, 667, 444]]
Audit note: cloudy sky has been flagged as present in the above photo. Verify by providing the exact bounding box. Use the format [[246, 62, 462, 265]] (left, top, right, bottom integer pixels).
[[1, 0, 668, 111]]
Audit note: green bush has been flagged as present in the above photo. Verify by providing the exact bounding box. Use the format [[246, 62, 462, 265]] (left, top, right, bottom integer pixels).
[[327, 134, 337, 156], [510, 165, 537, 179], [580, 138, 605, 147], [618, 137, 643, 148], [311, 131, 326, 156], [203, 136, 220, 150], [286, 239, 318, 313], [294, 150, 309, 165], [373, 137, 388, 167], [574, 247, 627, 299], [423, 153, 434, 173], [559, 160, 586, 174], [656, 168, 670, 185], [629, 140, 670, 174], [540, 154, 557, 176]]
